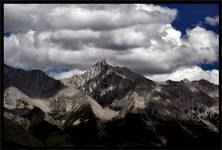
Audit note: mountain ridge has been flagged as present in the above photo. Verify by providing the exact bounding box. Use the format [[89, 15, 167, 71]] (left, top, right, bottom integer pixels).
[[3, 61, 220, 148], [61, 60, 218, 112]]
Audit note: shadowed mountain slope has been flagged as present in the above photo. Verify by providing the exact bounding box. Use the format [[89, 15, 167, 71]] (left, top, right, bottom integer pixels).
[[3, 61, 219, 148]]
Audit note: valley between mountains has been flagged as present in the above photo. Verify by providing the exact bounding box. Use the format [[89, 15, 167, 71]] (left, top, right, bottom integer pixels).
[[3, 59, 220, 148]]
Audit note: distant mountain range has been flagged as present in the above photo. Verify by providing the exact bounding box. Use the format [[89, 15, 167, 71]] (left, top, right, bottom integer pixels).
[[3, 60, 220, 148]]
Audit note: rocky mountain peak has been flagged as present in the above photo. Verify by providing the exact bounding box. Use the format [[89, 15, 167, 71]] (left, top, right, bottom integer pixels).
[[94, 59, 111, 66], [62, 60, 155, 107], [181, 78, 190, 83], [62, 59, 124, 88], [93, 59, 122, 68]]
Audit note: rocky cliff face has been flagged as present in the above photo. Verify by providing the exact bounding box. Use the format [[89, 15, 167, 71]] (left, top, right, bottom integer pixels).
[[3, 61, 220, 148], [62, 59, 154, 108], [62, 60, 218, 116]]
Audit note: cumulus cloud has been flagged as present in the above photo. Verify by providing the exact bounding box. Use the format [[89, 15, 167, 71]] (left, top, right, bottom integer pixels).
[[4, 30, 118, 70], [186, 26, 219, 63], [146, 66, 219, 85], [4, 4, 177, 33], [4, 25, 218, 74], [4, 4, 219, 83], [115, 25, 218, 74], [48, 69, 85, 79], [205, 16, 219, 26]]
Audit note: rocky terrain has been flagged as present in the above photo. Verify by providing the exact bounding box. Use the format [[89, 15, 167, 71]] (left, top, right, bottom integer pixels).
[[3, 60, 220, 148]]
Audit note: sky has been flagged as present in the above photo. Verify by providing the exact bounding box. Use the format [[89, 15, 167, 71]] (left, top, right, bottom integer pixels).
[[4, 4, 219, 84]]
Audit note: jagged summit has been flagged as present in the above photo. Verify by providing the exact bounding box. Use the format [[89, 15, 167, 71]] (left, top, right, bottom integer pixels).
[[62, 59, 154, 88], [94, 59, 123, 68], [181, 78, 190, 83], [62, 60, 154, 107], [94, 59, 112, 66]]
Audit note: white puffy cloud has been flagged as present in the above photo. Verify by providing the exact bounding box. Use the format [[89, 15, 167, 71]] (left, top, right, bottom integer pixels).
[[114, 25, 218, 74], [146, 66, 219, 85], [4, 24, 218, 74], [48, 69, 85, 79], [4, 4, 219, 83], [186, 26, 219, 63], [205, 16, 219, 26]]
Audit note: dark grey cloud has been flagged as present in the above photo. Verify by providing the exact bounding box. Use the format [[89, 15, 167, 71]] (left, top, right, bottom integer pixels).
[[4, 4, 177, 33]]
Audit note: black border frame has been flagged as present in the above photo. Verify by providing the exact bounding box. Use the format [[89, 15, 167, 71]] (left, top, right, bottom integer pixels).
[[0, 0, 221, 150]]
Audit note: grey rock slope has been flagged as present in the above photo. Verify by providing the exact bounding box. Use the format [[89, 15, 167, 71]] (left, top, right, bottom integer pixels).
[[62, 59, 155, 109], [4, 64, 117, 120], [61, 60, 219, 148], [3, 64, 118, 147], [3, 62, 220, 148], [62, 60, 218, 116]]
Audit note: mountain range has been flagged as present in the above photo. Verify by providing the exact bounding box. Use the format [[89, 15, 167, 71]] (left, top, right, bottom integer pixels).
[[3, 59, 220, 148]]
